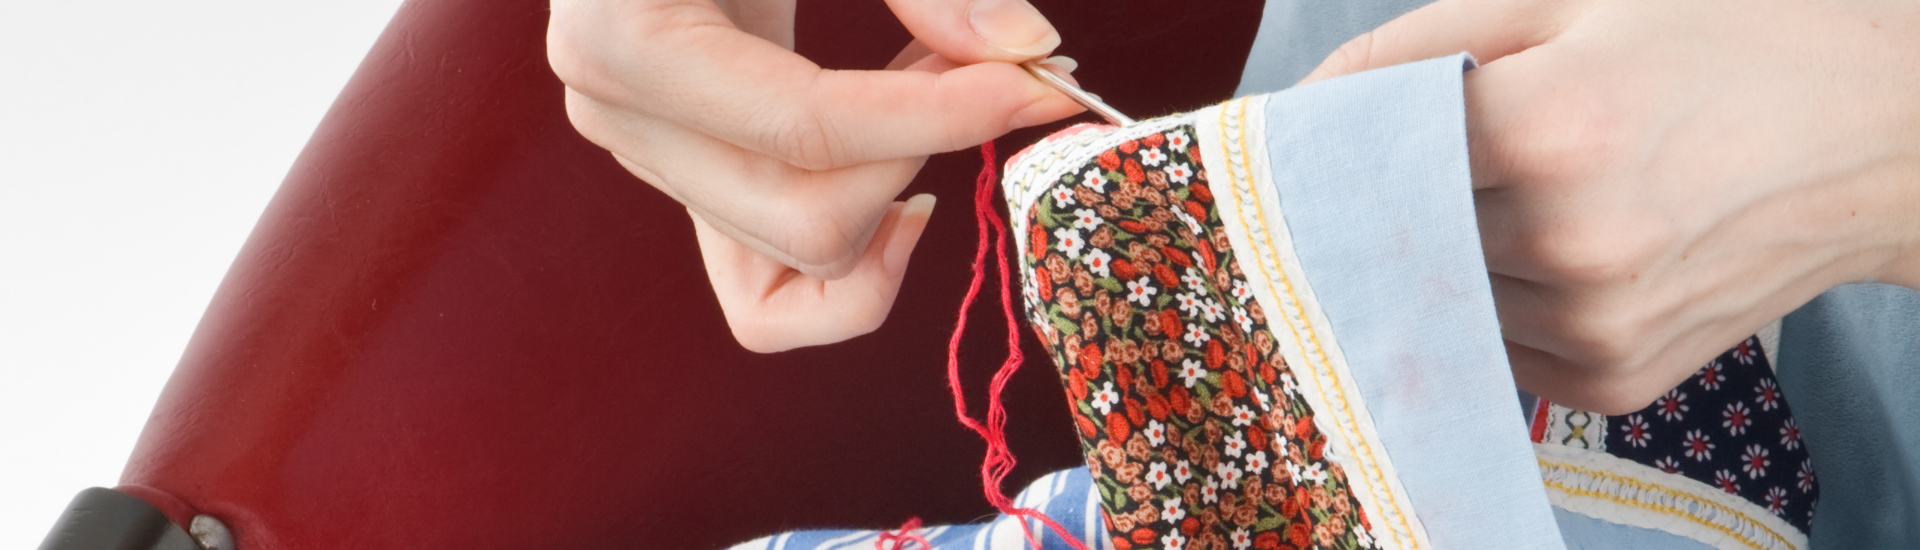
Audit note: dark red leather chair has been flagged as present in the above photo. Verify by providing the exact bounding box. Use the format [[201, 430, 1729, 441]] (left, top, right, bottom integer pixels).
[[40, 0, 1261, 547]]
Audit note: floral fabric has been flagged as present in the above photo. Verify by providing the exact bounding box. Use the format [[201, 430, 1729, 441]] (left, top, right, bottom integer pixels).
[[1018, 125, 1375, 550], [1599, 337, 1817, 530]]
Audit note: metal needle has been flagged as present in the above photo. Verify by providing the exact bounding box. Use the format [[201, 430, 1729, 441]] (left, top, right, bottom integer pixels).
[[1020, 60, 1135, 126]]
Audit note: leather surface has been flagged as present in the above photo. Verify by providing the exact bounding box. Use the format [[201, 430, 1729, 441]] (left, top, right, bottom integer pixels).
[[114, 0, 1262, 547]]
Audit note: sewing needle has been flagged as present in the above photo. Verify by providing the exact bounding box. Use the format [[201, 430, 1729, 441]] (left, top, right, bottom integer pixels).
[[1020, 60, 1135, 126]]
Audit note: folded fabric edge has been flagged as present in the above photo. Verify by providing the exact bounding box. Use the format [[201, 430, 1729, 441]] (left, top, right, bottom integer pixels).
[[1200, 54, 1569, 550]]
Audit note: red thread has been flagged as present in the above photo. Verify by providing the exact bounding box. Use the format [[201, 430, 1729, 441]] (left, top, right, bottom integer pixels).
[[877, 517, 932, 550], [940, 141, 1091, 550]]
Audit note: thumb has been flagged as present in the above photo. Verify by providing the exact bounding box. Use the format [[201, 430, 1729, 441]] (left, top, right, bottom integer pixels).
[[884, 0, 1062, 64], [1297, 0, 1568, 85]]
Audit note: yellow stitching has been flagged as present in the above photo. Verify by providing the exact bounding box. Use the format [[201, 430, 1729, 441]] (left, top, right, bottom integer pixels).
[[1215, 99, 1419, 550], [1538, 458, 1794, 550]]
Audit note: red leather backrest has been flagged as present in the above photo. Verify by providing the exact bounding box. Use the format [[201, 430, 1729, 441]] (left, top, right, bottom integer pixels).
[[116, 0, 1260, 547]]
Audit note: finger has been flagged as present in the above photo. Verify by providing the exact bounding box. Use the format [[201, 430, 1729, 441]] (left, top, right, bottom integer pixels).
[[1297, 0, 1571, 85], [882, 0, 1061, 63], [697, 196, 938, 352], [550, 3, 1082, 171], [571, 91, 926, 276], [888, 39, 1081, 87]]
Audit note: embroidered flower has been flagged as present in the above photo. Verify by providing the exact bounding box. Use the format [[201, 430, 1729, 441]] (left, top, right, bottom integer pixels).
[[1181, 268, 1207, 293], [1756, 378, 1780, 411], [1144, 420, 1167, 447], [1780, 418, 1802, 451], [1175, 292, 1203, 316], [1223, 432, 1246, 458], [1172, 460, 1194, 484], [1216, 461, 1242, 489], [1285, 461, 1303, 485], [1071, 208, 1104, 231], [1167, 162, 1194, 184], [1797, 460, 1817, 493], [1279, 372, 1299, 398], [1200, 300, 1226, 323], [1050, 186, 1076, 207], [1083, 248, 1113, 278], [1091, 381, 1119, 415], [1200, 479, 1220, 503], [1656, 389, 1689, 422], [1742, 444, 1771, 479], [1715, 469, 1740, 493], [1055, 228, 1085, 259], [1302, 462, 1329, 484], [1230, 405, 1257, 427], [1244, 450, 1270, 475], [1183, 323, 1210, 346], [1178, 359, 1206, 388], [1139, 147, 1167, 167], [1230, 528, 1252, 550], [1082, 167, 1106, 191], [1684, 429, 1715, 461], [1699, 360, 1726, 391], [1162, 530, 1187, 550], [1766, 487, 1789, 514], [1147, 461, 1173, 489], [1126, 277, 1157, 305], [1232, 307, 1252, 334], [1654, 456, 1682, 474], [1723, 401, 1752, 436], [1356, 527, 1374, 547], [1230, 280, 1251, 303], [1162, 497, 1186, 522], [1622, 414, 1652, 448]]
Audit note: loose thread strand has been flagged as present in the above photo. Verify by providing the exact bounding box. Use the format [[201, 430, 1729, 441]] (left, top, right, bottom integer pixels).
[[938, 141, 1092, 550]]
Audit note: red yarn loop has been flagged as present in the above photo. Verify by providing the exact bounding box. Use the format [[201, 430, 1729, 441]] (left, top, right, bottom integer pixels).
[[941, 141, 1091, 550], [877, 517, 933, 550]]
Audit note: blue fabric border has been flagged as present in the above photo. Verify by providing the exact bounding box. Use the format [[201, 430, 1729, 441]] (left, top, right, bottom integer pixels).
[[1254, 54, 1565, 549]]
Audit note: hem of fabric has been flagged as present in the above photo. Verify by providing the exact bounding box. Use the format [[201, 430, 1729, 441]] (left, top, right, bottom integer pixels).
[[1194, 95, 1430, 550], [1535, 444, 1808, 550]]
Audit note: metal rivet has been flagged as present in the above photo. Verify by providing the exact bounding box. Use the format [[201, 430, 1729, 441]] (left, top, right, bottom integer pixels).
[[189, 515, 233, 550]]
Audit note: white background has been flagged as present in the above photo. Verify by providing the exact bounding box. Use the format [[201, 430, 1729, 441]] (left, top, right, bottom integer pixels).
[[0, 1, 406, 544]]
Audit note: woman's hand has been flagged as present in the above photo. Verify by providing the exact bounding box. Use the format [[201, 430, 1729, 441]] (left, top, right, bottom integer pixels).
[[548, 0, 1084, 351], [1304, 0, 1920, 413]]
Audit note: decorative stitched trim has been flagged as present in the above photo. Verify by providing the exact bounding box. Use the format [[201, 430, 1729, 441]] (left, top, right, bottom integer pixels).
[[1536, 444, 1807, 550], [1193, 96, 1430, 550], [1003, 116, 1194, 256], [1540, 406, 1609, 451], [1756, 319, 1781, 373]]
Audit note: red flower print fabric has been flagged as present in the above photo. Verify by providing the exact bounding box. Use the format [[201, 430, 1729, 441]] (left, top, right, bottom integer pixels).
[[1018, 125, 1377, 550]]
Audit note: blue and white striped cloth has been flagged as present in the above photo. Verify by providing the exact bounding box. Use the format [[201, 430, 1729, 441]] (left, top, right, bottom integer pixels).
[[726, 467, 1111, 550]]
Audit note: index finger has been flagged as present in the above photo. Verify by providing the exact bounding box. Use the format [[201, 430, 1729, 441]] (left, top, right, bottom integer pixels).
[[549, 1, 1085, 171]]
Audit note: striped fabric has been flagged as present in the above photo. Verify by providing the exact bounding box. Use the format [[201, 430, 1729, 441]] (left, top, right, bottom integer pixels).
[[726, 468, 1109, 550]]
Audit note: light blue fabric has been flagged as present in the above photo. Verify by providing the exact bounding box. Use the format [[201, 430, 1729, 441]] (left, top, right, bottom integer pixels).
[[1550, 507, 1715, 550], [1777, 284, 1920, 550], [1254, 54, 1565, 550]]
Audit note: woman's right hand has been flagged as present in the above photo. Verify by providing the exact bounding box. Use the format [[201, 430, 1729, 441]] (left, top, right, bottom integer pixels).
[[547, 0, 1085, 351]]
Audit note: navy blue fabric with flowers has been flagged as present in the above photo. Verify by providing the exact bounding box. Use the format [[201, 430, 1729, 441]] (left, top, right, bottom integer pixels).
[[1603, 336, 1818, 530]]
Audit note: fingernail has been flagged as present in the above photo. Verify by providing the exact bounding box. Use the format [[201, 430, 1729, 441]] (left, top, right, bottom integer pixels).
[[1040, 55, 1077, 74], [885, 194, 938, 277], [970, 0, 1061, 58]]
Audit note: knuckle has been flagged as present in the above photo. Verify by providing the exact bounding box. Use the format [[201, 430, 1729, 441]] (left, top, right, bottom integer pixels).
[[1555, 304, 1650, 366], [1500, 86, 1625, 183], [1522, 215, 1671, 285], [763, 110, 850, 171]]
